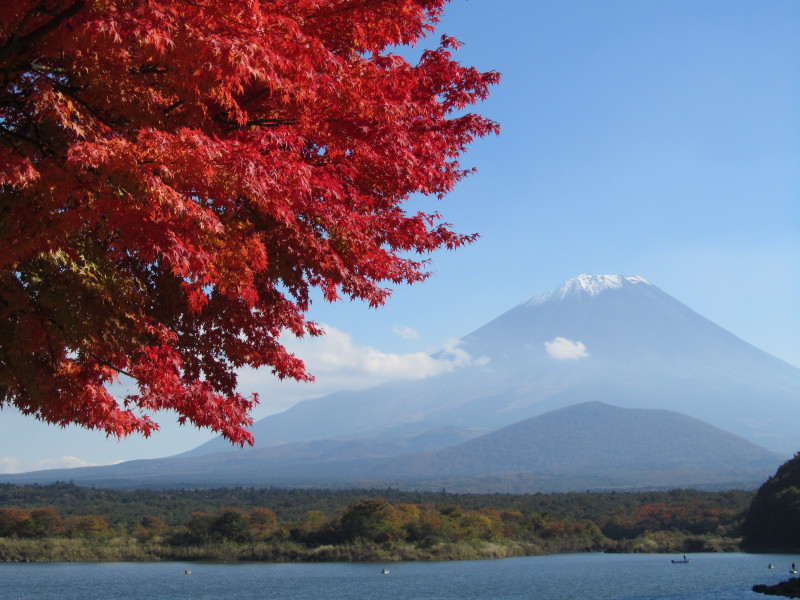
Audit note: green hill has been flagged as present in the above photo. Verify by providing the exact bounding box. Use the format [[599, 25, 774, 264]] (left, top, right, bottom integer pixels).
[[741, 453, 800, 552]]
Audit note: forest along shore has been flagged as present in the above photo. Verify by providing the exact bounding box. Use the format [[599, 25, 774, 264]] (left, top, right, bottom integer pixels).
[[0, 484, 750, 562]]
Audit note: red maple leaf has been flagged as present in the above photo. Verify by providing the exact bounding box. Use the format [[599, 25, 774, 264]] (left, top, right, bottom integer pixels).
[[0, 0, 499, 445]]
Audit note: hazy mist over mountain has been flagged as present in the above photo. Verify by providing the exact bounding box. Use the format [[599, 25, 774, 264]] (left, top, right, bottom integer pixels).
[[4, 274, 797, 491], [191, 274, 800, 456], [1, 401, 782, 491]]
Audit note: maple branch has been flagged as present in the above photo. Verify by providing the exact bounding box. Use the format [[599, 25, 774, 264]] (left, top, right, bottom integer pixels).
[[163, 100, 184, 115], [245, 117, 295, 128], [178, 0, 212, 9], [240, 87, 273, 107], [0, 0, 86, 64], [0, 115, 53, 159], [213, 112, 294, 132], [50, 79, 125, 132], [176, 0, 243, 27], [306, 0, 393, 20], [29, 61, 70, 75], [45, 330, 60, 372], [8, 3, 39, 39], [90, 353, 136, 380], [138, 64, 170, 75]]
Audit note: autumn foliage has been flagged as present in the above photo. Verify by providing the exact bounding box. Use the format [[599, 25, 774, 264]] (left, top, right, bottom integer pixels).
[[0, 489, 749, 561], [0, 1, 498, 442]]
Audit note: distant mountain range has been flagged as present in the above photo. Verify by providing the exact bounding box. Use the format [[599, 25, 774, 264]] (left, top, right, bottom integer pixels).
[[2, 402, 783, 491], [370, 402, 783, 491], [3, 274, 798, 491]]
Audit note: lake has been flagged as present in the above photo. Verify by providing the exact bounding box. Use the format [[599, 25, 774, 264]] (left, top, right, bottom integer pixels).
[[2, 553, 796, 600]]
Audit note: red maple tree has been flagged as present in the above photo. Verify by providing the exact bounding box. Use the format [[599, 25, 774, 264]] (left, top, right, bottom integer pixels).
[[0, 0, 498, 444]]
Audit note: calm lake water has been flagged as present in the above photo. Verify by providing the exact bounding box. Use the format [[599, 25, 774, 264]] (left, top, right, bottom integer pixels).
[[2, 553, 796, 600]]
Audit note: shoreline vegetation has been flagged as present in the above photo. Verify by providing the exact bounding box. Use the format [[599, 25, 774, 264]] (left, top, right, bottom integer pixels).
[[0, 483, 749, 563], [0, 534, 741, 564]]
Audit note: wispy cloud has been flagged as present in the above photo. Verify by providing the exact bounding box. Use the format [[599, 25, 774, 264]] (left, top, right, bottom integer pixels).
[[238, 325, 488, 416], [0, 456, 94, 475], [544, 337, 589, 360], [392, 325, 420, 340], [307, 326, 479, 377]]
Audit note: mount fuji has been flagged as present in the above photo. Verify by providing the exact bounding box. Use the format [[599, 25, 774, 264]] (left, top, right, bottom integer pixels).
[[3, 274, 798, 490], [190, 273, 800, 456]]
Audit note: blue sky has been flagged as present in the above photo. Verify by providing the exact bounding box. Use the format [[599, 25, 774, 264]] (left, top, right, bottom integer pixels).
[[1, 0, 798, 473]]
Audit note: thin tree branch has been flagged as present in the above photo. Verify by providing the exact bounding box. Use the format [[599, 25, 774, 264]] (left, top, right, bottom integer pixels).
[[90, 352, 137, 380], [0, 0, 86, 64], [306, 0, 393, 20]]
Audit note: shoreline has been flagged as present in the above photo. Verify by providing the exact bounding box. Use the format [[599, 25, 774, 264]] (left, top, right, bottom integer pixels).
[[0, 535, 740, 564]]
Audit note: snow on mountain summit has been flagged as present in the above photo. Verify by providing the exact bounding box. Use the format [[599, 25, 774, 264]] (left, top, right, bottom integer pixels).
[[527, 274, 651, 305]]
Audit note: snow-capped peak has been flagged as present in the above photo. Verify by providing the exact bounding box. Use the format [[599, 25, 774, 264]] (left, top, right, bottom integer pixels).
[[527, 274, 651, 305]]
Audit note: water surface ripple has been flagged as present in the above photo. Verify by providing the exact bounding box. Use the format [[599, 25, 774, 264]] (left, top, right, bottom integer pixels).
[[3, 552, 794, 600]]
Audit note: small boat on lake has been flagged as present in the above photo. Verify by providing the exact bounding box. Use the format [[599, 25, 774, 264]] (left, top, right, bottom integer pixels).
[[381, 569, 390, 574], [671, 556, 690, 564]]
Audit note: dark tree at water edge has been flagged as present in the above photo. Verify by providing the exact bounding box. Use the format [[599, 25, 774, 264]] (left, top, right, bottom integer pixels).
[[741, 453, 800, 552]]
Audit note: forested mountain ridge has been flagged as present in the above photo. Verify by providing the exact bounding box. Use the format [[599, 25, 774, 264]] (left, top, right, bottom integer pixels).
[[1, 403, 782, 491], [741, 453, 800, 552], [372, 403, 782, 482]]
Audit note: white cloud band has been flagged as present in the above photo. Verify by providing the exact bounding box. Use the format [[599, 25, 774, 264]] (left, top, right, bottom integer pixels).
[[0, 456, 94, 474], [544, 337, 589, 360], [238, 325, 489, 416]]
